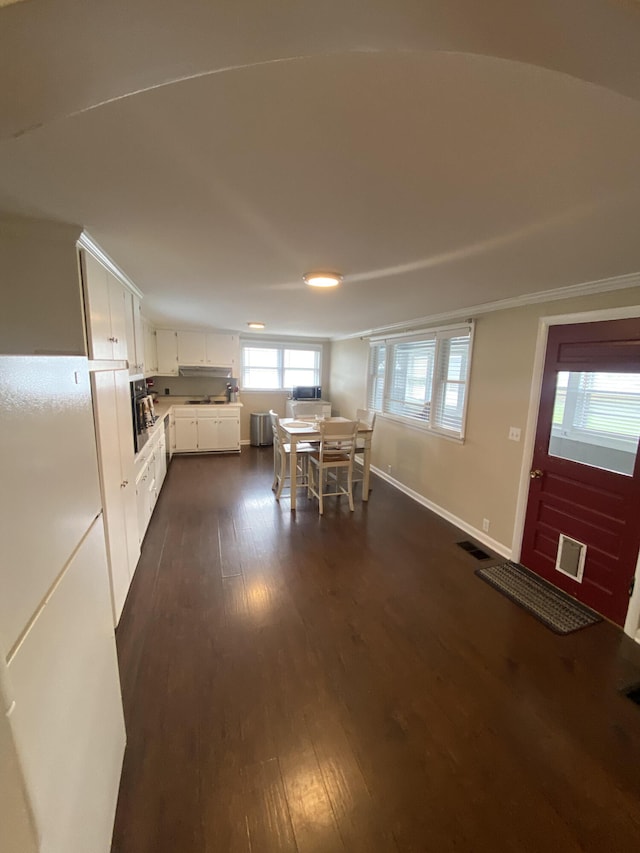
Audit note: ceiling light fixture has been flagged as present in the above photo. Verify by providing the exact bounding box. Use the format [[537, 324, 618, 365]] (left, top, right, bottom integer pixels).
[[247, 321, 265, 329], [303, 271, 343, 288]]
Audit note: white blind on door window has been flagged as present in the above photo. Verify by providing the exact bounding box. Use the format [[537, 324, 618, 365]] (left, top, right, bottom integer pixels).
[[572, 372, 640, 438]]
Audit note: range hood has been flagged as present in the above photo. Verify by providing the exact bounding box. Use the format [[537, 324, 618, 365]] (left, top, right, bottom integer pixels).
[[178, 365, 232, 378]]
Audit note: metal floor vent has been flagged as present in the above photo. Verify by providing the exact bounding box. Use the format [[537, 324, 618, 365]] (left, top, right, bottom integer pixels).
[[623, 683, 640, 707], [457, 540, 491, 560]]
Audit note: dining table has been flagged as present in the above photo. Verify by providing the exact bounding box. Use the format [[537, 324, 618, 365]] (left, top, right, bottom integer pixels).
[[280, 416, 374, 512]]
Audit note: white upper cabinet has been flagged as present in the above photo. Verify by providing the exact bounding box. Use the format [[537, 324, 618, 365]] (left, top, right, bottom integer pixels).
[[82, 250, 128, 361], [143, 319, 158, 375], [177, 330, 206, 365], [154, 329, 239, 373], [124, 291, 145, 375], [206, 333, 239, 368], [156, 329, 179, 375]]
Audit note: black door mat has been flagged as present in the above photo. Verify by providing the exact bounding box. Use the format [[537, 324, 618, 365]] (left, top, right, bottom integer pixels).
[[457, 540, 491, 560], [475, 561, 602, 634]]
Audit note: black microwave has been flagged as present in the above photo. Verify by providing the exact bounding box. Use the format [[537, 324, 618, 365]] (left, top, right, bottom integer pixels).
[[292, 386, 322, 400]]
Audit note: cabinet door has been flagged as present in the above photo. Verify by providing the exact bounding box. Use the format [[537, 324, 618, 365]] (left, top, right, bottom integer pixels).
[[177, 330, 206, 365], [0, 357, 102, 652], [216, 415, 240, 451], [133, 296, 145, 374], [143, 319, 158, 375], [114, 369, 140, 580], [135, 469, 151, 545], [156, 435, 167, 489], [7, 516, 125, 853], [174, 417, 198, 451], [156, 329, 179, 375], [82, 252, 112, 360], [197, 416, 218, 450], [107, 272, 128, 361], [205, 333, 238, 367], [91, 371, 131, 624]]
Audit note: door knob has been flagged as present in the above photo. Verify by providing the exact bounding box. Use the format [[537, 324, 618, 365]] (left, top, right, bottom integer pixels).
[[530, 469, 543, 479]]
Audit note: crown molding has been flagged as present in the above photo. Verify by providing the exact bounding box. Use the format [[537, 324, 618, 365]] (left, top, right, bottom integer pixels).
[[339, 271, 640, 341], [77, 231, 143, 299]]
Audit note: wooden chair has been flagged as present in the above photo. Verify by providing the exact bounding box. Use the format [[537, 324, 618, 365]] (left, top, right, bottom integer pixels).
[[269, 410, 313, 502], [352, 408, 376, 490], [307, 420, 359, 515]]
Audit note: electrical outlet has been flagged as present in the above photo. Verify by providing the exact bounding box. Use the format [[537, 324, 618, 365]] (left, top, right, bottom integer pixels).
[[482, 518, 490, 533], [387, 465, 392, 475], [508, 426, 521, 442]]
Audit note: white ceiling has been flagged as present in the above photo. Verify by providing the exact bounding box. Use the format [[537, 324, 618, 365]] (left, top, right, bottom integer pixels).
[[1, 0, 640, 339]]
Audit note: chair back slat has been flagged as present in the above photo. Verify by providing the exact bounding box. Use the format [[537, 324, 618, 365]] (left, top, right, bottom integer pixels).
[[318, 420, 358, 463]]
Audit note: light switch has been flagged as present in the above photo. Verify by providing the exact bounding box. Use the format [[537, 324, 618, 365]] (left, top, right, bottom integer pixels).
[[508, 426, 521, 442]]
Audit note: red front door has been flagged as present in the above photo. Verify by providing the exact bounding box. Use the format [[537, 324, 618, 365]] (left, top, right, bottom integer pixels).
[[520, 318, 640, 625]]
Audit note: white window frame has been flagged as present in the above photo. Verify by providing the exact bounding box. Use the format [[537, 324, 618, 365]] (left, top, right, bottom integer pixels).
[[367, 322, 474, 440], [240, 340, 322, 391]]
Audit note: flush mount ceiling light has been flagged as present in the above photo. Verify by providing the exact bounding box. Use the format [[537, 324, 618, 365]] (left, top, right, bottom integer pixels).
[[247, 321, 265, 329], [303, 271, 343, 288]]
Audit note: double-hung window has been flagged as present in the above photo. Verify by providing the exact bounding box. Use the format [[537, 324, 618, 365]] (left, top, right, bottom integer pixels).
[[241, 341, 322, 390], [367, 323, 473, 439]]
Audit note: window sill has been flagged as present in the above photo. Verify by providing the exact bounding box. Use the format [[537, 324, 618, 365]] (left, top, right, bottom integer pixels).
[[378, 412, 465, 443]]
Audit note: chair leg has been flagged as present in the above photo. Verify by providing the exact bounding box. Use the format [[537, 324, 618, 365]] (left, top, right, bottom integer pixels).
[[275, 453, 286, 500], [347, 465, 354, 511], [307, 461, 315, 500]]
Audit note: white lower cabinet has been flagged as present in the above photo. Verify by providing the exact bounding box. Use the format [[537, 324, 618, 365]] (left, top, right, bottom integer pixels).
[[135, 425, 168, 545], [173, 407, 240, 452], [175, 416, 198, 451]]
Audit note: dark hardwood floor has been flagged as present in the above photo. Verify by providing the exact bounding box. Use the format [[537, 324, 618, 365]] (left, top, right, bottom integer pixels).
[[111, 447, 640, 853]]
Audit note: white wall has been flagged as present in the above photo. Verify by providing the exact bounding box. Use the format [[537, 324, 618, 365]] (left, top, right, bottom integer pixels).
[[330, 285, 640, 636], [0, 217, 85, 356]]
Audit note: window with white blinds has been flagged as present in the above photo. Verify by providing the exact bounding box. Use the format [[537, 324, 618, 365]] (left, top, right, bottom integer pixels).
[[367, 324, 473, 438], [241, 342, 321, 390]]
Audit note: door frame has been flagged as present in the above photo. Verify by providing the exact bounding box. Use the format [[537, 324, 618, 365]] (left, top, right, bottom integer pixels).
[[511, 302, 640, 641]]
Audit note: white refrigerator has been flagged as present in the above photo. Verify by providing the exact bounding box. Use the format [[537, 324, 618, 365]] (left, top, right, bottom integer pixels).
[[0, 356, 126, 853]]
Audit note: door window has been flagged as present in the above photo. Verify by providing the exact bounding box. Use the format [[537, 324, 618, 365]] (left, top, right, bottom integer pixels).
[[549, 370, 640, 476]]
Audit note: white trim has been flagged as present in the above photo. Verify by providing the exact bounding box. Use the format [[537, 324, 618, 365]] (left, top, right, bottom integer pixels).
[[370, 321, 472, 343], [625, 546, 640, 643], [78, 231, 144, 299], [512, 302, 640, 640], [371, 464, 512, 560], [340, 272, 640, 341]]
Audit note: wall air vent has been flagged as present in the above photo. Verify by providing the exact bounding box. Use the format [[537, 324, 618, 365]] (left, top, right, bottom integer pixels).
[[555, 534, 586, 582]]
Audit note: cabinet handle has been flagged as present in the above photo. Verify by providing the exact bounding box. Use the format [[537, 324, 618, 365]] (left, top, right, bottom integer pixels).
[[108, 336, 116, 342], [121, 480, 128, 488]]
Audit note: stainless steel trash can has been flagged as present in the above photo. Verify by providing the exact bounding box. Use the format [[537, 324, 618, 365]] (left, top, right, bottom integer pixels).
[[250, 412, 273, 446]]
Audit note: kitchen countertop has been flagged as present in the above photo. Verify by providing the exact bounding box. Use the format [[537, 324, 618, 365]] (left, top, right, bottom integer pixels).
[[153, 397, 244, 419]]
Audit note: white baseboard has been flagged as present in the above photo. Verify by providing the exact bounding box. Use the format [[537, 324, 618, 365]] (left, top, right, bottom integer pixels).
[[370, 465, 512, 560]]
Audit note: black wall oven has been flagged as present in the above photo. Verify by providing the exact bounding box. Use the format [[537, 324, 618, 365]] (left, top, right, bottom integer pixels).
[[130, 379, 155, 454]]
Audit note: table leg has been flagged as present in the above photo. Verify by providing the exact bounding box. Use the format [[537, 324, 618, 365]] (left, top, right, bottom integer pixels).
[[362, 436, 372, 501], [290, 438, 297, 512]]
